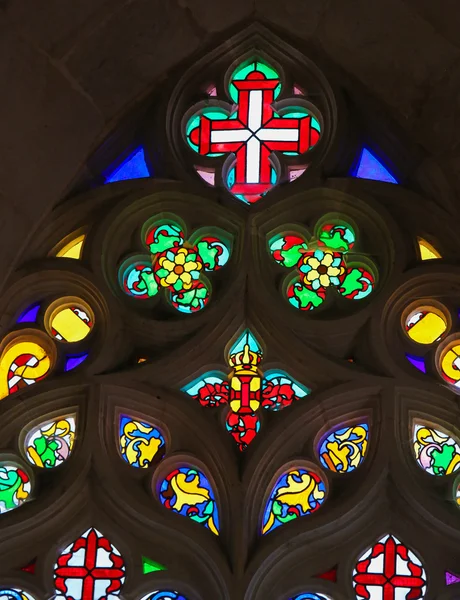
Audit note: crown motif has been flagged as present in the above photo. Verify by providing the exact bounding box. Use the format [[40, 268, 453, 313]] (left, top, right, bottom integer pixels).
[[228, 343, 262, 370]]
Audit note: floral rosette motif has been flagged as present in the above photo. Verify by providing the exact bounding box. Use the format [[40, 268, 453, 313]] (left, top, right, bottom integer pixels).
[[269, 218, 376, 311], [119, 217, 231, 313]]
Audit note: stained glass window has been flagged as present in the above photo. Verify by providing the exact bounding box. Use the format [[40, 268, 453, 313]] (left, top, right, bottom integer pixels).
[[318, 423, 369, 473], [24, 415, 76, 468], [262, 468, 326, 534], [55, 234, 86, 260], [158, 466, 219, 535], [269, 218, 376, 311], [446, 571, 460, 585], [54, 528, 125, 600], [290, 595, 332, 600], [50, 305, 93, 343], [142, 557, 167, 574], [64, 352, 89, 372], [352, 148, 398, 184], [140, 593, 188, 600], [185, 58, 321, 203], [417, 237, 441, 260], [0, 336, 52, 400], [439, 339, 460, 388], [413, 423, 460, 475], [404, 306, 448, 345], [119, 217, 231, 313], [104, 147, 150, 183], [352, 534, 426, 600], [17, 303, 40, 324], [405, 353, 426, 373], [0, 590, 35, 600], [0, 462, 31, 513], [119, 416, 166, 468], [182, 328, 310, 450]]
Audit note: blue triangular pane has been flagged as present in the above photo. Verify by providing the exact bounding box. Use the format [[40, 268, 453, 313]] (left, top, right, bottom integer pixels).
[[104, 147, 150, 183], [405, 353, 426, 373], [229, 329, 262, 357], [17, 303, 40, 323], [65, 352, 89, 372], [353, 148, 398, 184]]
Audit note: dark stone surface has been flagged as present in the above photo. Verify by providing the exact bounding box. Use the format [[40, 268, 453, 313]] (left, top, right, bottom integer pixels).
[[65, 0, 202, 117]]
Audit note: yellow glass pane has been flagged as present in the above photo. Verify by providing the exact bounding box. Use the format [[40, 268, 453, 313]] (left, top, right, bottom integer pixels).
[[56, 235, 85, 260], [406, 310, 447, 344], [441, 341, 460, 386], [417, 237, 441, 260], [0, 339, 51, 399], [51, 307, 91, 342]]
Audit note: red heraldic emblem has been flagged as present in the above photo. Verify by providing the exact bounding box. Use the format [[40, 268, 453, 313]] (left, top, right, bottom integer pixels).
[[353, 534, 426, 600], [54, 528, 126, 600]]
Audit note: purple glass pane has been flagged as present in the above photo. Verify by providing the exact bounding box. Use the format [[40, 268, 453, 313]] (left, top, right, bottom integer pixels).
[[104, 147, 150, 183], [446, 571, 460, 585], [353, 148, 397, 184], [405, 353, 426, 373], [65, 353, 89, 372], [17, 303, 40, 323]]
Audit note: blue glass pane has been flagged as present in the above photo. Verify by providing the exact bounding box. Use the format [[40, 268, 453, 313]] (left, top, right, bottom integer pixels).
[[405, 353, 426, 373], [353, 148, 397, 184], [65, 353, 89, 372], [104, 147, 150, 183], [229, 329, 262, 356], [17, 303, 40, 324]]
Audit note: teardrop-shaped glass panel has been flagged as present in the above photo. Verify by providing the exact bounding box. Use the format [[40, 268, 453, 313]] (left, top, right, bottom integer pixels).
[[25, 415, 76, 468], [119, 416, 166, 468], [262, 467, 326, 534], [158, 466, 219, 535], [318, 422, 369, 473], [0, 461, 32, 513], [54, 528, 126, 600], [413, 422, 460, 476], [353, 534, 426, 600]]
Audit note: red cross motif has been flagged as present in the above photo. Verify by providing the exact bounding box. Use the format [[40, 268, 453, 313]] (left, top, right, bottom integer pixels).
[[186, 60, 321, 203], [353, 535, 426, 600], [54, 528, 125, 600]]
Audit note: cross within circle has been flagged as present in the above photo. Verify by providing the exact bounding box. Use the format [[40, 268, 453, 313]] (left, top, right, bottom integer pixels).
[[187, 63, 321, 203]]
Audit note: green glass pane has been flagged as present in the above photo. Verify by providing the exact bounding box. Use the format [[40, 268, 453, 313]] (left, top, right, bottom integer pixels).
[[142, 556, 166, 574], [145, 221, 184, 254], [318, 222, 355, 253], [269, 235, 308, 268], [339, 266, 375, 300], [287, 278, 325, 311]]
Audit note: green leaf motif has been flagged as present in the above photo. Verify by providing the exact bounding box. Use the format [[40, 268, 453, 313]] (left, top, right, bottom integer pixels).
[[291, 284, 324, 310], [281, 245, 306, 268], [319, 230, 349, 252], [176, 285, 208, 309], [140, 271, 159, 297], [339, 268, 363, 297], [432, 444, 457, 475], [197, 241, 218, 270], [149, 231, 182, 255]]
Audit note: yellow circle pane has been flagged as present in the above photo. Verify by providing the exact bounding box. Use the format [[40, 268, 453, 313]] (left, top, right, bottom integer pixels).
[[405, 309, 447, 345], [51, 306, 93, 342], [440, 340, 460, 388]]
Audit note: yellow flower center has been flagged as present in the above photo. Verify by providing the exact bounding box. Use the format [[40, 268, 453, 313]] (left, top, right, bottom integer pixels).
[[174, 265, 184, 275], [317, 264, 328, 275]]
